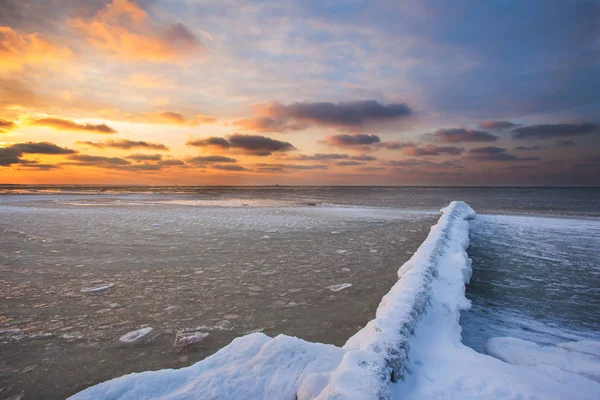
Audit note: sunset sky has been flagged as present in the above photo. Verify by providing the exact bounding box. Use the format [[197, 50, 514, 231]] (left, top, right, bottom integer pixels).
[[1, 0, 599, 185]]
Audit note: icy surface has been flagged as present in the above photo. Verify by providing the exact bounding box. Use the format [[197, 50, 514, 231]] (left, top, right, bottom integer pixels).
[[461, 214, 600, 351], [390, 217, 600, 399], [0, 196, 437, 399], [71, 201, 476, 400]]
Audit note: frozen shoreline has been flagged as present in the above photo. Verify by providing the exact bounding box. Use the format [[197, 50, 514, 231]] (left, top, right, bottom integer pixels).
[[70, 201, 600, 399], [71, 201, 477, 399]]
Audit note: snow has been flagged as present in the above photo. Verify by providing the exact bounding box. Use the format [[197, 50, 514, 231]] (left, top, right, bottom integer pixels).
[[72, 333, 346, 400], [486, 337, 600, 383], [119, 327, 153, 345], [557, 340, 600, 357], [71, 201, 475, 400]]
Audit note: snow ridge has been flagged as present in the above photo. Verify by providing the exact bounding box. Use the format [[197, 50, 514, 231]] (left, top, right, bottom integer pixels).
[[305, 201, 475, 399]]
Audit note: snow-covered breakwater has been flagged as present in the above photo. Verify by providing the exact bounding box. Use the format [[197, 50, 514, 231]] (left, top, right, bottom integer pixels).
[[70, 201, 476, 400]]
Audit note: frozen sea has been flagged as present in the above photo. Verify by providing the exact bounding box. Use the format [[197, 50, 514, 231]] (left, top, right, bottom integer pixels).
[[0, 186, 599, 399]]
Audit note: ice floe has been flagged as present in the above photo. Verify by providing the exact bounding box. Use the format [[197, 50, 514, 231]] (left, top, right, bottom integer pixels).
[[119, 327, 153, 345], [173, 331, 209, 351], [328, 283, 352, 292], [80, 283, 114, 293]]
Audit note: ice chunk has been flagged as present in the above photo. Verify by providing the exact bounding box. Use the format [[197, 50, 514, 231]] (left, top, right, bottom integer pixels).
[[119, 327, 153, 345], [328, 283, 353, 292], [173, 331, 209, 351], [80, 283, 114, 293]]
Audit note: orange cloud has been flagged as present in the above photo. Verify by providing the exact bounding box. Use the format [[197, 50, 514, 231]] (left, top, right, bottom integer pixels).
[[128, 111, 217, 125], [73, 0, 203, 62], [0, 118, 16, 133], [0, 26, 72, 72], [30, 118, 117, 134]]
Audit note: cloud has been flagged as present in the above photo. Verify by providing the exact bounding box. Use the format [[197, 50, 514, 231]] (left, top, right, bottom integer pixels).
[[404, 145, 464, 156], [254, 163, 328, 171], [556, 140, 576, 147], [126, 153, 163, 161], [32, 118, 117, 133], [466, 146, 541, 161], [16, 163, 60, 170], [426, 128, 497, 142], [158, 159, 186, 167], [382, 159, 463, 168], [232, 116, 307, 133], [321, 134, 416, 152], [320, 133, 381, 150], [76, 139, 169, 150], [212, 164, 247, 171], [514, 146, 542, 151], [65, 154, 188, 171], [351, 154, 377, 161], [237, 100, 412, 132], [188, 155, 237, 165], [376, 141, 415, 150], [187, 134, 295, 156], [512, 123, 598, 139], [0, 26, 72, 72], [186, 137, 230, 149], [9, 142, 77, 155], [336, 161, 364, 166], [288, 153, 377, 163], [130, 111, 217, 125], [72, 0, 204, 62], [478, 121, 518, 131], [291, 153, 350, 161], [117, 159, 187, 171], [0, 118, 16, 133], [515, 140, 576, 151], [68, 154, 131, 166], [1, 141, 76, 166]]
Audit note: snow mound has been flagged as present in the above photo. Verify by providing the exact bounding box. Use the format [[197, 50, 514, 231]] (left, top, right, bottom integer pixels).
[[70, 201, 477, 400], [72, 333, 345, 400]]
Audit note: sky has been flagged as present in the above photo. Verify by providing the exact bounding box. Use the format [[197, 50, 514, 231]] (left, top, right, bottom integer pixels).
[[0, 0, 599, 186]]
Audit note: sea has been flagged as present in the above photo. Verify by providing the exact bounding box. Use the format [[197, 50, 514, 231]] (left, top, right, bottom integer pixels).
[[1, 186, 599, 399]]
